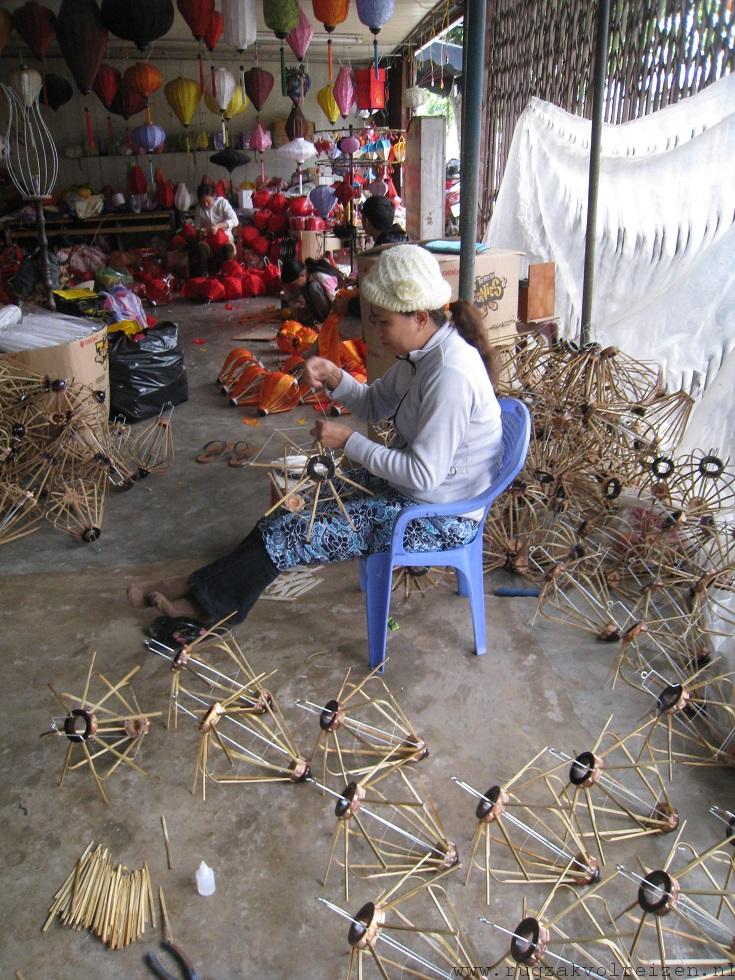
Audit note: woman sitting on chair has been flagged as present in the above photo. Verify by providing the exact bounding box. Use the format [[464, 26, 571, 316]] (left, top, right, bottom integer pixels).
[[128, 244, 503, 633]]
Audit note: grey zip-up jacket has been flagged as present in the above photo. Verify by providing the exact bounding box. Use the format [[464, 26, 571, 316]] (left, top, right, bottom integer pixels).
[[330, 322, 503, 507]]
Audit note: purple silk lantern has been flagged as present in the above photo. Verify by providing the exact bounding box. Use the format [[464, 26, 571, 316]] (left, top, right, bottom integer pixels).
[[249, 121, 272, 152], [132, 123, 166, 152], [244, 65, 275, 112], [338, 134, 360, 155], [309, 184, 337, 219], [356, 0, 394, 76], [332, 66, 354, 119]]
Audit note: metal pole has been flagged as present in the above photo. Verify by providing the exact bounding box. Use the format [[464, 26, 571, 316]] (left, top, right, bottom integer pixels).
[[579, 0, 611, 346], [458, 0, 488, 302]]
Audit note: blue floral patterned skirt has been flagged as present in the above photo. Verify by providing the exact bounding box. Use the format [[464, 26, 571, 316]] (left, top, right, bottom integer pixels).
[[258, 468, 480, 573]]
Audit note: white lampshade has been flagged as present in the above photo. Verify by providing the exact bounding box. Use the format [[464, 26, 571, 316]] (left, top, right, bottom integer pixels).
[[276, 137, 316, 165], [9, 65, 43, 108], [211, 68, 237, 112], [404, 85, 428, 110], [222, 0, 257, 53]]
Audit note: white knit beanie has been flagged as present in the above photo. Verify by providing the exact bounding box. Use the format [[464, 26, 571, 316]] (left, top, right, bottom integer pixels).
[[361, 244, 452, 313]]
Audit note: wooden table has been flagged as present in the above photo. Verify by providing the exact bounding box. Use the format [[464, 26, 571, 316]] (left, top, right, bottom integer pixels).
[[2, 209, 175, 248]]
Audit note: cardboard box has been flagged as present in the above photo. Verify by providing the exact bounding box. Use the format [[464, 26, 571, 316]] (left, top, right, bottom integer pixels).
[[291, 231, 344, 262], [0, 324, 109, 402], [356, 242, 522, 383]]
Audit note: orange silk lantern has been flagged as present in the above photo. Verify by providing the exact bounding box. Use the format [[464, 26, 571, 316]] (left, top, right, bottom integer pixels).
[[124, 62, 163, 123], [229, 363, 268, 405], [257, 371, 300, 416], [312, 0, 349, 79]]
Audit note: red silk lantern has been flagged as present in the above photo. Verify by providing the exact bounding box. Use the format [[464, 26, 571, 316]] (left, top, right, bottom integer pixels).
[[252, 188, 272, 209], [111, 81, 147, 119], [221, 276, 243, 300], [204, 9, 223, 51], [93, 63, 121, 110], [177, 0, 214, 40], [270, 193, 289, 214], [244, 66, 274, 113], [253, 210, 272, 230], [12, 2, 56, 62], [334, 179, 357, 205], [127, 163, 148, 195], [57, 0, 108, 96], [354, 66, 386, 110]]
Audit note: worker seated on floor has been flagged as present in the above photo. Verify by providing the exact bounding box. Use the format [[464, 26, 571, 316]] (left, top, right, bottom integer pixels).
[[193, 182, 239, 275], [279, 256, 342, 325], [127, 244, 504, 638]]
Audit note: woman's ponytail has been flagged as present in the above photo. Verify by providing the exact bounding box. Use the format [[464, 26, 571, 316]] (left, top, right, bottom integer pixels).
[[449, 300, 500, 389]]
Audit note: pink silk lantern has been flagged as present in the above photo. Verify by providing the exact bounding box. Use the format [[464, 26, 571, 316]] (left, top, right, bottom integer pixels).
[[249, 120, 272, 181], [286, 8, 313, 62], [332, 65, 354, 119]]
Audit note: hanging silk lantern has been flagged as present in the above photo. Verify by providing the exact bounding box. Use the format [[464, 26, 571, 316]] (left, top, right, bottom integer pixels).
[[42, 73, 73, 111], [403, 84, 427, 111], [356, 0, 393, 77], [332, 66, 354, 119], [285, 104, 307, 141], [276, 137, 316, 193], [249, 120, 272, 182], [93, 63, 121, 111], [8, 65, 44, 108], [287, 8, 313, 63], [337, 133, 360, 154], [222, 0, 256, 52], [316, 83, 339, 125], [164, 76, 201, 128], [57, 0, 108, 96], [286, 68, 311, 106], [132, 123, 166, 153], [309, 184, 337, 219], [355, 66, 386, 110], [204, 9, 223, 51], [263, 0, 299, 97], [204, 84, 248, 121], [312, 0, 349, 79], [13, 2, 56, 62], [124, 63, 164, 100], [209, 67, 237, 143], [177, 0, 214, 39], [178, 0, 215, 91], [101, 0, 174, 51], [249, 121, 272, 153], [0, 10, 12, 54], [244, 66, 274, 112], [111, 81, 147, 120]]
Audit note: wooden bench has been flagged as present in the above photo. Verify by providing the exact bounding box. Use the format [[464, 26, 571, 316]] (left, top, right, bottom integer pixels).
[[2, 210, 175, 248]]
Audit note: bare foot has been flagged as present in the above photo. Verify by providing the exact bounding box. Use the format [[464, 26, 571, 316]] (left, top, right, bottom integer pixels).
[[127, 575, 191, 608], [148, 591, 209, 622]]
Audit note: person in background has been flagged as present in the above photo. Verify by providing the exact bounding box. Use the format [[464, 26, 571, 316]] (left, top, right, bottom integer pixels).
[[280, 256, 342, 324], [341, 196, 411, 318], [360, 196, 408, 248], [126, 244, 503, 635], [193, 182, 239, 274]]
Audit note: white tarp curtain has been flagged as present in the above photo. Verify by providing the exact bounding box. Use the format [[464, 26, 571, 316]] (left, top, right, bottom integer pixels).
[[486, 73, 735, 460]]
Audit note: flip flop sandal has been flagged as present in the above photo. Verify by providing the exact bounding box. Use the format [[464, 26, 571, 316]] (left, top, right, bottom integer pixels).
[[195, 439, 233, 463], [227, 441, 252, 467], [146, 615, 208, 646]]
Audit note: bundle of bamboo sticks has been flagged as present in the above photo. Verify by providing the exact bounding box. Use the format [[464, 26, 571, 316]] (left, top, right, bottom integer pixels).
[[43, 842, 156, 950]]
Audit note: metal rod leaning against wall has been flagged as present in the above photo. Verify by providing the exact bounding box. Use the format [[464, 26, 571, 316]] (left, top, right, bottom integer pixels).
[[458, 0, 488, 302]]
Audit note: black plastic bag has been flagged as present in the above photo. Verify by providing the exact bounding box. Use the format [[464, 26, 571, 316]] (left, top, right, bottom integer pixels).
[[108, 321, 188, 422]]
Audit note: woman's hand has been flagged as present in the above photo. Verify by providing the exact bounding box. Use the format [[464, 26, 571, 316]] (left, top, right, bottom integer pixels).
[[304, 356, 342, 392], [311, 418, 352, 449]]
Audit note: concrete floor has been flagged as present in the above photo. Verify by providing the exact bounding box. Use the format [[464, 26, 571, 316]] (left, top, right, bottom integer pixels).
[[1, 297, 732, 979]]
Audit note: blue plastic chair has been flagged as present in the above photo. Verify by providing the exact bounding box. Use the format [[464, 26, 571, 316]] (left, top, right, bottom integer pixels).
[[359, 397, 531, 671]]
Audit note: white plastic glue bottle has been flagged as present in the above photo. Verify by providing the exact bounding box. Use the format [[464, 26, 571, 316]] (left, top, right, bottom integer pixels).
[[196, 860, 216, 896]]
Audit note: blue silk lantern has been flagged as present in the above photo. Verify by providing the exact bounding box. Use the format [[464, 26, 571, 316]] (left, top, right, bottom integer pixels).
[[356, 0, 394, 77], [132, 123, 166, 152], [309, 184, 337, 219]]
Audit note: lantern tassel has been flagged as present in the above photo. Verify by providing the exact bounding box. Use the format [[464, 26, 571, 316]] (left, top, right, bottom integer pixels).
[[373, 38, 379, 80], [327, 39, 333, 81], [280, 45, 286, 97], [84, 106, 94, 153], [198, 53, 205, 94], [260, 152, 265, 184], [145, 101, 152, 126]]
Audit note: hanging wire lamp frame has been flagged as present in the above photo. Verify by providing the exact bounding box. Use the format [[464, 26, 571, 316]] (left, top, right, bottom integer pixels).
[[0, 81, 59, 310]]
